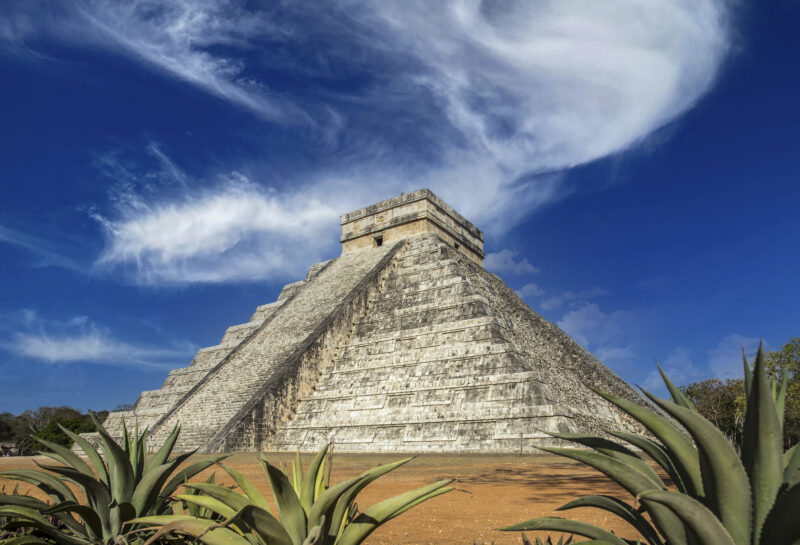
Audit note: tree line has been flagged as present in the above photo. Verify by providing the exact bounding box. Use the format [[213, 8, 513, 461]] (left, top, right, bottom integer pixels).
[[681, 336, 800, 449], [0, 406, 112, 455]]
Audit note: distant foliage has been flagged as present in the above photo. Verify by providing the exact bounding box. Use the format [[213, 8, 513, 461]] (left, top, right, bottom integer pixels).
[[682, 336, 800, 449], [0, 406, 109, 455], [765, 337, 800, 447], [682, 377, 746, 449]]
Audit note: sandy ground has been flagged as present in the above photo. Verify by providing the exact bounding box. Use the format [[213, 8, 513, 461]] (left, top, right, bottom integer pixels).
[[0, 452, 641, 544]]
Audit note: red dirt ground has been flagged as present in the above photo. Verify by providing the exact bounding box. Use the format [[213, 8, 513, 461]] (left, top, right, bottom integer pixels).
[[1, 452, 642, 544]]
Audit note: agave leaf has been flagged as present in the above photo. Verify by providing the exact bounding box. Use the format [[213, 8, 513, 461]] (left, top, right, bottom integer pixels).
[[742, 349, 753, 395], [591, 388, 703, 498], [499, 517, 626, 545], [226, 505, 293, 545], [184, 483, 253, 512], [34, 463, 112, 534], [0, 469, 77, 503], [557, 495, 664, 545], [0, 536, 53, 545], [131, 460, 179, 516], [538, 447, 687, 545], [0, 494, 51, 511], [177, 494, 238, 520], [144, 425, 180, 474], [31, 436, 93, 477], [337, 479, 452, 545], [537, 448, 659, 496], [0, 494, 89, 537], [90, 414, 135, 503], [58, 425, 109, 486], [0, 505, 89, 545], [160, 454, 227, 501], [784, 444, 800, 488], [657, 364, 696, 411], [293, 452, 303, 494], [134, 426, 147, 484], [305, 475, 361, 531], [303, 516, 325, 545], [640, 491, 737, 545], [547, 432, 664, 489], [607, 431, 687, 493], [135, 517, 252, 545], [325, 457, 412, 543], [643, 390, 751, 545], [299, 445, 329, 515], [759, 482, 800, 545], [381, 485, 453, 519], [264, 460, 307, 545], [44, 501, 103, 539], [741, 343, 783, 545], [223, 465, 272, 514], [109, 501, 137, 538]]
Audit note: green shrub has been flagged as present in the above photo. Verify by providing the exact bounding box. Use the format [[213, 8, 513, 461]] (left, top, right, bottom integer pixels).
[[501, 344, 800, 545], [0, 417, 224, 545], [132, 444, 454, 545]]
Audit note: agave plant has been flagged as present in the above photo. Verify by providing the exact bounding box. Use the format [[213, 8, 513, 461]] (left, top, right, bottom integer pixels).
[[132, 443, 454, 545], [0, 416, 225, 545], [501, 344, 800, 545]]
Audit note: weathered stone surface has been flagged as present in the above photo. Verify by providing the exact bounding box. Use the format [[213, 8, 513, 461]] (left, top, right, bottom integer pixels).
[[85, 189, 645, 453]]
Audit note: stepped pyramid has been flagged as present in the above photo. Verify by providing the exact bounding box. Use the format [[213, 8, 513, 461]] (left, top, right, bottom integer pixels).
[[96, 189, 645, 453]]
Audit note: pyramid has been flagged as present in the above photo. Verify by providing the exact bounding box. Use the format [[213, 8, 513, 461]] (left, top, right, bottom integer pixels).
[[95, 190, 645, 453]]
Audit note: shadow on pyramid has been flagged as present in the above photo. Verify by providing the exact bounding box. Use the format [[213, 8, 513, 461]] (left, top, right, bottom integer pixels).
[[87, 190, 647, 453]]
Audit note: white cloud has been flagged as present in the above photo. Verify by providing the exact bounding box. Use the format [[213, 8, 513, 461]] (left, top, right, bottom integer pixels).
[[642, 346, 701, 392], [557, 302, 635, 348], [0, 224, 83, 272], [3, 1, 733, 280], [3, 311, 194, 369], [485, 249, 539, 275], [515, 283, 544, 298], [556, 302, 646, 371], [643, 335, 761, 395], [708, 333, 761, 379], [540, 287, 608, 311]]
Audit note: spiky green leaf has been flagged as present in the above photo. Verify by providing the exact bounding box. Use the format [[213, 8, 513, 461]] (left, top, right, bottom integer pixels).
[[741, 343, 783, 545], [640, 491, 737, 545], [337, 479, 452, 545], [264, 461, 307, 545], [759, 482, 800, 545], [299, 445, 329, 515], [223, 465, 272, 513], [591, 388, 703, 498], [557, 495, 664, 545], [499, 517, 626, 545]]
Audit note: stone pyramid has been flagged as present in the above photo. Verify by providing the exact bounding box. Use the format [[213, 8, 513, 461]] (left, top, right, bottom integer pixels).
[[96, 189, 645, 453]]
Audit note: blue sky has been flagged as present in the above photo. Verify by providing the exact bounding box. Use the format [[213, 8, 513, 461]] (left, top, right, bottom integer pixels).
[[1, 1, 798, 414]]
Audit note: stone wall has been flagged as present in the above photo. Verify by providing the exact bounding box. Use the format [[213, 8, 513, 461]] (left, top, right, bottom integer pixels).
[[267, 234, 640, 453]]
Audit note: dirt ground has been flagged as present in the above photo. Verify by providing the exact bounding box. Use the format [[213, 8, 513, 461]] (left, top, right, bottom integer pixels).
[[0, 452, 641, 544]]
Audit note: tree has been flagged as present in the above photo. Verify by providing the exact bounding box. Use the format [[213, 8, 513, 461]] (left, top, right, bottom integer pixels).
[[682, 377, 746, 449], [765, 336, 800, 447]]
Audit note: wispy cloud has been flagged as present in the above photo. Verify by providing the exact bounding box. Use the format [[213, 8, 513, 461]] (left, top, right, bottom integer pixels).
[[540, 287, 609, 311], [642, 335, 761, 394], [515, 283, 544, 298], [484, 249, 540, 276], [2, 311, 194, 369], [3, 1, 733, 285], [92, 150, 341, 285], [0, 224, 84, 272], [557, 302, 648, 369]]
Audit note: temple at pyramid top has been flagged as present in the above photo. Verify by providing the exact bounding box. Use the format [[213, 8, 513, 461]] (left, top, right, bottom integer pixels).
[[340, 189, 485, 264]]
